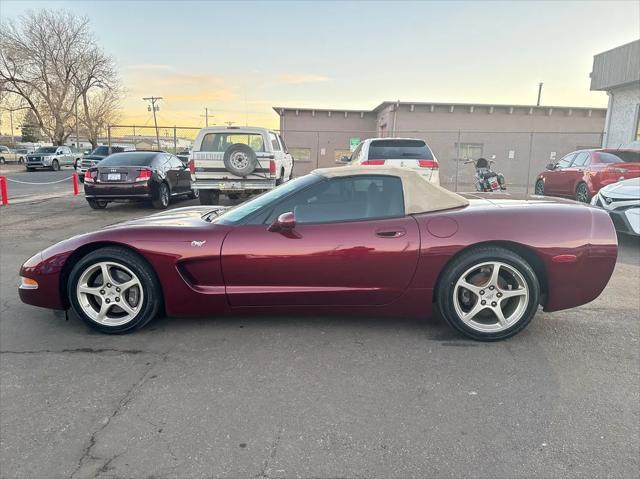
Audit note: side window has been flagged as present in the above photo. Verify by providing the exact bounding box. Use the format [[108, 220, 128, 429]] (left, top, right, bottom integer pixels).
[[557, 153, 576, 168], [269, 132, 281, 151], [572, 152, 590, 167], [278, 134, 288, 153], [263, 175, 404, 224]]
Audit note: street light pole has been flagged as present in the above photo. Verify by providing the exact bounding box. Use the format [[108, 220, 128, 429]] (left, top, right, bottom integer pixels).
[[143, 96, 163, 149], [537, 82, 544, 106]]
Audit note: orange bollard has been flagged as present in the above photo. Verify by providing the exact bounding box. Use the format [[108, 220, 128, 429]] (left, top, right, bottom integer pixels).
[[72, 173, 79, 196], [0, 176, 8, 206]]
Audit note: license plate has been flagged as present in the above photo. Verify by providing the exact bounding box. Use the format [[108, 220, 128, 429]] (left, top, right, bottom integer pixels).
[[107, 173, 121, 181], [489, 177, 499, 190], [219, 182, 241, 189]]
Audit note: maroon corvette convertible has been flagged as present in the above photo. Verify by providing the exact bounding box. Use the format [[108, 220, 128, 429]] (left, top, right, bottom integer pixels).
[[19, 166, 618, 340]]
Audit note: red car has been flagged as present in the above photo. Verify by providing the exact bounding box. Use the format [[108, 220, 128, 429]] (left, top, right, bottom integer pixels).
[[535, 149, 640, 202], [19, 166, 617, 341]]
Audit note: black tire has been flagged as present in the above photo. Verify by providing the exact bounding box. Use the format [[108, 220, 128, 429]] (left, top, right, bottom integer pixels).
[[0, 157, 5, 164], [534, 179, 545, 195], [276, 168, 285, 186], [223, 144, 257, 176], [188, 188, 200, 200], [51, 160, 60, 171], [87, 199, 108, 209], [74, 158, 81, 169], [18, 156, 24, 164], [78, 175, 85, 183], [436, 246, 540, 341], [152, 182, 170, 209], [67, 246, 162, 334], [576, 182, 590, 203], [199, 189, 220, 205]]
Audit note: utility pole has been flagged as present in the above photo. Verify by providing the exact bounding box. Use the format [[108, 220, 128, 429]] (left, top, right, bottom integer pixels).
[[200, 107, 214, 127], [536, 82, 544, 106], [143, 96, 163, 149]]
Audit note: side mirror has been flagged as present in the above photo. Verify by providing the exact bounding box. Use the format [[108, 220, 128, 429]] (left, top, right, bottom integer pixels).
[[337, 155, 351, 164], [268, 212, 296, 232], [546, 162, 556, 170]]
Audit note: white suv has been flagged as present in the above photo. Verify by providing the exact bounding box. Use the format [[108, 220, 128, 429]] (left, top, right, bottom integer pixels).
[[342, 138, 440, 185], [190, 126, 294, 205]]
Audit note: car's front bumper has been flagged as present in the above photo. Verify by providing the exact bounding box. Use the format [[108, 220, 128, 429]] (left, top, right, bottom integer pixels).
[[591, 193, 640, 236]]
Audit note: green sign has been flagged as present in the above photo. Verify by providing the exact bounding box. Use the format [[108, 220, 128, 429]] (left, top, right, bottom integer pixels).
[[349, 137, 360, 152]]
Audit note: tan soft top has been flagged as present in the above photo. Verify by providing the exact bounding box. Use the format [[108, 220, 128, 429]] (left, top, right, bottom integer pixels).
[[312, 165, 469, 214]]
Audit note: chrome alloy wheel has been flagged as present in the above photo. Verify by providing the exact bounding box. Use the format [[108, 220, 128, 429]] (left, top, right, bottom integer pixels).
[[453, 261, 529, 333], [76, 261, 144, 326], [229, 151, 249, 170]]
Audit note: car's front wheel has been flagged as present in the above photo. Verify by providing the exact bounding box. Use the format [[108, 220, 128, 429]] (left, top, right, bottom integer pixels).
[[68, 247, 162, 333], [576, 182, 590, 203], [534, 179, 545, 195], [51, 160, 60, 171], [437, 246, 540, 341]]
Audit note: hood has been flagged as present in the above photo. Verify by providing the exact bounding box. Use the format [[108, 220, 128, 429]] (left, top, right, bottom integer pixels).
[[28, 152, 54, 158], [82, 155, 106, 161], [102, 206, 228, 230], [600, 178, 640, 199]]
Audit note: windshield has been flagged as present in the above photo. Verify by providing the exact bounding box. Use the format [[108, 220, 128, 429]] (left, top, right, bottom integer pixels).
[[91, 146, 109, 156], [368, 139, 434, 160], [36, 147, 57, 154], [212, 175, 320, 225], [99, 152, 156, 166]]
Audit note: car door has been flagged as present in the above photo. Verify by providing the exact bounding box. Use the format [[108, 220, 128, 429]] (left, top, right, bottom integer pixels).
[[545, 153, 576, 195], [277, 134, 293, 179], [221, 175, 420, 307], [171, 155, 191, 193], [563, 151, 590, 195]]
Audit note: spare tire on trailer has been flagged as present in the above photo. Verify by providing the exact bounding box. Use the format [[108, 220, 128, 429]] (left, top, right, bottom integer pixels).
[[223, 144, 258, 177]]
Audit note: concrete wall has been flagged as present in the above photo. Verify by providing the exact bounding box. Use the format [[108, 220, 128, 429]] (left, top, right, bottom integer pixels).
[[278, 103, 606, 188], [603, 83, 640, 148]]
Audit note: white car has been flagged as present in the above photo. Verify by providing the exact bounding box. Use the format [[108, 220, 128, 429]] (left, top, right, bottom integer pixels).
[[341, 138, 440, 185], [190, 126, 294, 205], [591, 177, 640, 236]]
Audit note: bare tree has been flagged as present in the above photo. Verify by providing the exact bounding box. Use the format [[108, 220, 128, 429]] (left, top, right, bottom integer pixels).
[[0, 9, 121, 145]]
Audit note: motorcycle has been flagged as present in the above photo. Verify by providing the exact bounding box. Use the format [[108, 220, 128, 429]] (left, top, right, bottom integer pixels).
[[464, 157, 507, 192]]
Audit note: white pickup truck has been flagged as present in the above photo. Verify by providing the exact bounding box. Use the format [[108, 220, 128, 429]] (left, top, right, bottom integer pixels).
[[189, 126, 294, 205]]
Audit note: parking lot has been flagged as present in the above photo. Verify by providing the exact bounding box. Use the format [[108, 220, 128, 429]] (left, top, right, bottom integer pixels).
[[1, 193, 639, 478]]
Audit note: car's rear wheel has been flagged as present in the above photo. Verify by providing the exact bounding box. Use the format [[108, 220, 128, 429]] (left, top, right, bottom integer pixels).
[[152, 182, 170, 209], [74, 158, 81, 169], [68, 247, 161, 333], [51, 160, 60, 171], [199, 189, 220, 205], [0, 157, 5, 164], [188, 188, 199, 200], [534, 179, 545, 195], [437, 246, 540, 341], [87, 199, 108, 210], [576, 182, 590, 203]]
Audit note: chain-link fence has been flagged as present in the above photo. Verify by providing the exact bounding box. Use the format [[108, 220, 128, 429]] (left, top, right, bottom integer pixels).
[[106, 125, 201, 155], [106, 125, 604, 194]]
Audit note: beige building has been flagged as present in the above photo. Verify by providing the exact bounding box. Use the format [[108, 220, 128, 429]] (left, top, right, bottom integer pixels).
[[274, 101, 606, 189], [590, 40, 640, 149]]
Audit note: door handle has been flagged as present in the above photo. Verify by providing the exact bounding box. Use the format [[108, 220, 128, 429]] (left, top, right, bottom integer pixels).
[[376, 228, 406, 238]]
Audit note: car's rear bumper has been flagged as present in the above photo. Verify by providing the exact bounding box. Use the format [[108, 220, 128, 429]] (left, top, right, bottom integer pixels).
[[84, 182, 153, 199], [192, 179, 276, 191]]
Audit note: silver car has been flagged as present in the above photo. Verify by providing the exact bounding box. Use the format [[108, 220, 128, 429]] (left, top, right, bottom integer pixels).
[[591, 177, 640, 236], [25, 146, 79, 171]]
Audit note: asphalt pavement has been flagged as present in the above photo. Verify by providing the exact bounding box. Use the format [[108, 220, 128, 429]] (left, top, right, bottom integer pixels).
[[0, 195, 638, 479]]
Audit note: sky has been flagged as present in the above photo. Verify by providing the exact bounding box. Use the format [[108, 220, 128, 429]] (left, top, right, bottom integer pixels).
[[1, 0, 639, 132]]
